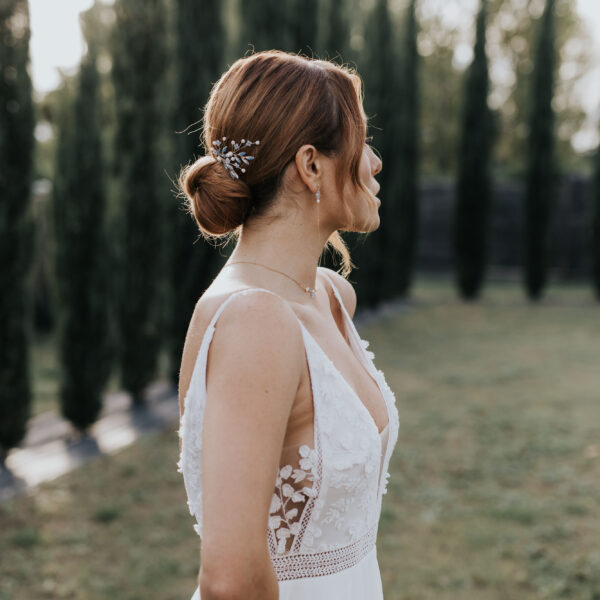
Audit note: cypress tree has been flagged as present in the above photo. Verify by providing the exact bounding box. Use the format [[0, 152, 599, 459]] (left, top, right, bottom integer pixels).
[[290, 0, 319, 54], [382, 0, 420, 299], [52, 42, 112, 433], [239, 0, 291, 53], [592, 139, 600, 299], [352, 0, 397, 308], [322, 0, 350, 61], [453, 0, 493, 300], [111, 0, 168, 405], [523, 0, 559, 300], [239, 0, 318, 55], [0, 0, 35, 465], [168, 0, 225, 384]]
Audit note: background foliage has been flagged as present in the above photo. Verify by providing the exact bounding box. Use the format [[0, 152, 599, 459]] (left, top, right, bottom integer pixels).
[[1, 0, 599, 502]]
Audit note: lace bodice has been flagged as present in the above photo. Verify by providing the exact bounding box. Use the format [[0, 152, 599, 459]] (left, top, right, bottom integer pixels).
[[177, 269, 400, 581]]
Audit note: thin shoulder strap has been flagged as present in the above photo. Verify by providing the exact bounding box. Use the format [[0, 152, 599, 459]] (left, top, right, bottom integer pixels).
[[319, 268, 355, 328], [178, 286, 294, 537], [319, 269, 376, 371], [206, 287, 286, 331], [201, 286, 309, 366], [186, 287, 302, 406]]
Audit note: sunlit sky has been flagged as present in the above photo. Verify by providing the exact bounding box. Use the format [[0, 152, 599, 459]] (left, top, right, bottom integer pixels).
[[29, 0, 600, 152]]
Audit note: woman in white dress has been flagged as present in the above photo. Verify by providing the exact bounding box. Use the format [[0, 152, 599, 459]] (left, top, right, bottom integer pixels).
[[177, 50, 399, 599]]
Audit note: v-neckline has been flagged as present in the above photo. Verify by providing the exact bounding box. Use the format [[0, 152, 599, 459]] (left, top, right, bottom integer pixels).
[[200, 283, 390, 437], [319, 271, 391, 436], [297, 321, 390, 439]]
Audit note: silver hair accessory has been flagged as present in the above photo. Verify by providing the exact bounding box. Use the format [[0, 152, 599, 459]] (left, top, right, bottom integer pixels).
[[210, 136, 260, 180]]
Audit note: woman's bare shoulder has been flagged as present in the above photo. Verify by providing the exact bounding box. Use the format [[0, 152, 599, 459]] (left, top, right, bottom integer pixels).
[[178, 285, 304, 414], [317, 266, 357, 319]]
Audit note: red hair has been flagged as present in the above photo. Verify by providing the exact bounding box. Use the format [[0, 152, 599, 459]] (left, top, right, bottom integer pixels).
[[178, 50, 376, 277]]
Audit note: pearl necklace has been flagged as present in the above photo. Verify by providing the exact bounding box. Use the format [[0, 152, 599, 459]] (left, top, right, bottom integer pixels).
[[223, 260, 317, 298]]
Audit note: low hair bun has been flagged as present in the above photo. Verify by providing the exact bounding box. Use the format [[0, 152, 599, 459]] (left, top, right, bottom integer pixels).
[[178, 155, 253, 237]]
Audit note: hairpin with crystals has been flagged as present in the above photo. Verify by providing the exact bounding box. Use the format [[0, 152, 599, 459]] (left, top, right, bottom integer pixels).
[[210, 136, 260, 180]]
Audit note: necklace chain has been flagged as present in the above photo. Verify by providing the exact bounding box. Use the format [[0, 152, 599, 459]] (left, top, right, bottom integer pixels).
[[223, 260, 317, 298]]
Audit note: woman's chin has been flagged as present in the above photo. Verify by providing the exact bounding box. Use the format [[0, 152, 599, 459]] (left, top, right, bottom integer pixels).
[[339, 207, 380, 233], [356, 214, 380, 233], [368, 215, 381, 232], [367, 206, 381, 230]]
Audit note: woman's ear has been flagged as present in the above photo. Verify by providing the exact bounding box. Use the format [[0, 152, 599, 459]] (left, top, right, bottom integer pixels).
[[294, 144, 321, 194]]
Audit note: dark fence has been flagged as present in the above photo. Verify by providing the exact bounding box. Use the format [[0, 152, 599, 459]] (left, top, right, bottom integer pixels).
[[416, 174, 593, 279]]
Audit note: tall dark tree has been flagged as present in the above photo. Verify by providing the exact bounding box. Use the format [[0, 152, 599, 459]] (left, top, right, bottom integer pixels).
[[351, 0, 398, 307], [168, 0, 225, 384], [290, 0, 319, 54], [453, 0, 493, 300], [52, 41, 113, 433], [239, 0, 318, 55], [523, 0, 559, 300], [382, 0, 420, 299], [592, 138, 600, 300], [0, 0, 35, 465], [487, 0, 590, 176], [415, 0, 588, 178], [322, 0, 350, 61], [111, 0, 168, 405], [239, 0, 291, 53]]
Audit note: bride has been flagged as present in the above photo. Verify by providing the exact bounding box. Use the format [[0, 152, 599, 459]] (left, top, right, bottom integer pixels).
[[177, 49, 399, 599]]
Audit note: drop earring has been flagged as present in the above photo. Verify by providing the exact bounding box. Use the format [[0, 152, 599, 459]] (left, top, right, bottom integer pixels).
[[315, 186, 321, 237]]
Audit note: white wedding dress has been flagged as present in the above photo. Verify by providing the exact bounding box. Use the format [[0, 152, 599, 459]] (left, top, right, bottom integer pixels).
[[177, 269, 400, 599]]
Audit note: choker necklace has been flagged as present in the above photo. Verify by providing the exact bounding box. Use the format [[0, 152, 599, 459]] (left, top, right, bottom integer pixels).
[[223, 260, 317, 298]]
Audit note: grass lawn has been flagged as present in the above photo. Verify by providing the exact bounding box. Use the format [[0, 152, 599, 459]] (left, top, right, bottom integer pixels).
[[2, 277, 599, 599], [375, 277, 600, 599]]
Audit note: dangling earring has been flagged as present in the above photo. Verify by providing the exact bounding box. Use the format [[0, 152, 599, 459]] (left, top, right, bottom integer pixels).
[[315, 186, 321, 237]]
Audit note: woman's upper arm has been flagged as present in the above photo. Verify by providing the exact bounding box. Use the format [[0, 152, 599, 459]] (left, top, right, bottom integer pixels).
[[198, 292, 305, 594]]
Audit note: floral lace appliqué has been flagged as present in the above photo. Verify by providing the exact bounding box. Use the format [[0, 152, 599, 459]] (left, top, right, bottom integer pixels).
[[382, 471, 391, 494], [359, 338, 375, 361], [269, 444, 319, 554]]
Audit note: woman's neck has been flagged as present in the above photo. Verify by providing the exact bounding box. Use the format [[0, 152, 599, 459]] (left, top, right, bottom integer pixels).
[[227, 214, 335, 294]]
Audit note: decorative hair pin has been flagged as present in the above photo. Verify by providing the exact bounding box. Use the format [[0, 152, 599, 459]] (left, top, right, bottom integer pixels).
[[210, 136, 260, 180]]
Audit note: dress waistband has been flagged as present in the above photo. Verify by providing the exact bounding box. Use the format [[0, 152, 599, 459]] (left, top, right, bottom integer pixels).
[[270, 525, 378, 581]]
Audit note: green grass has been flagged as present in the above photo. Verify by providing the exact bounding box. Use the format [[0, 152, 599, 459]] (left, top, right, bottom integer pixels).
[[374, 277, 600, 599], [0, 429, 198, 600], [2, 277, 599, 599]]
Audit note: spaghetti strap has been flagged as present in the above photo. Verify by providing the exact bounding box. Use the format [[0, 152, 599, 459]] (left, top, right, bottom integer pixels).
[[205, 287, 287, 332], [318, 268, 379, 379], [319, 268, 359, 341], [186, 287, 304, 412], [177, 286, 305, 538], [192, 286, 305, 392], [319, 268, 353, 324]]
